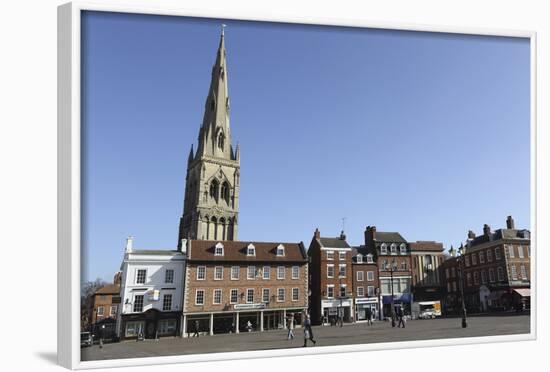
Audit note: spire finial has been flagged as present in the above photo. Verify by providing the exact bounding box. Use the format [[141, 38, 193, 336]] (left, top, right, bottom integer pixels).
[[221, 24, 227, 36]]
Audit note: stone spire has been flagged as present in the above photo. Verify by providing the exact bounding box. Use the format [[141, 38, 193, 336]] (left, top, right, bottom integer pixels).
[[196, 27, 235, 161]]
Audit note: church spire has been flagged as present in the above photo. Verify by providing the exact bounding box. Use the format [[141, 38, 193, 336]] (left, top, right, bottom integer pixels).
[[196, 26, 234, 161]]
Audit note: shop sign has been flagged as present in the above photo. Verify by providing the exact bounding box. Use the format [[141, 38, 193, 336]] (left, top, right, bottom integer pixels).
[[234, 303, 266, 310], [355, 297, 378, 305]]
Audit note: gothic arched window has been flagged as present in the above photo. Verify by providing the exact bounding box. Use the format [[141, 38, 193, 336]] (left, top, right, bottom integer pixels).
[[210, 180, 219, 202], [217, 133, 225, 150], [221, 182, 230, 204]]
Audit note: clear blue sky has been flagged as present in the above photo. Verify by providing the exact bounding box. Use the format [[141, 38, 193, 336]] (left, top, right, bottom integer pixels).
[[81, 11, 530, 282]]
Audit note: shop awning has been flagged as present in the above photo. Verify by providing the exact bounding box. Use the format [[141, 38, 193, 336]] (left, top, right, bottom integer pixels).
[[513, 288, 531, 297]]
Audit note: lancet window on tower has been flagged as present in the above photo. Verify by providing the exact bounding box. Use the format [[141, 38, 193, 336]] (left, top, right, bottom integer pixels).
[[217, 132, 225, 150], [209, 179, 219, 202], [221, 181, 230, 204]]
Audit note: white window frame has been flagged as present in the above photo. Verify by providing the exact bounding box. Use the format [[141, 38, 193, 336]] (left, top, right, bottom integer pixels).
[[212, 289, 222, 305], [487, 249, 493, 262], [110, 305, 117, 316], [339, 251, 346, 261], [327, 264, 334, 278], [195, 290, 205, 305], [263, 266, 271, 280], [133, 294, 145, 312], [163, 294, 173, 311], [197, 266, 206, 280], [326, 251, 334, 260], [292, 266, 299, 279], [165, 269, 174, 284], [357, 286, 365, 297], [247, 243, 256, 256], [247, 265, 256, 280], [230, 289, 238, 304], [400, 243, 407, 254], [511, 265, 518, 280], [356, 254, 363, 264], [97, 306, 104, 316], [367, 271, 374, 281], [380, 244, 387, 254], [214, 242, 224, 256], [518, 245, 524, 258], [489, 268, 496, 282], [277, 266, 285, 280], [292, 288, 299, 302], [356, 271, 364, 281], [277, 288, 285, 302], [495, 247, 502, 260], [497, 267, 505, 281], [246, 288, 254, 303], [508, 245, 515, 258], [366, 254, 374, 263], [340, 284, 347, 297], [338, 264, 347, 278], [390, 243, 397, 254], [231, 266, 240, 280], [479, 252, 485, 264], [262, 288, 270, 303], [367, 286, 375, 297], [136, 269, 147, 284], [520, 265, 527, 280], [214, 266, 223, 280], [327, 285, 334, 299], [276, 244, 285, 257]]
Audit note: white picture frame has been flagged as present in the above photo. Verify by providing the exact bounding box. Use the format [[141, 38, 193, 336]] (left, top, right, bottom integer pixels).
[[57, 1, 537, 369]]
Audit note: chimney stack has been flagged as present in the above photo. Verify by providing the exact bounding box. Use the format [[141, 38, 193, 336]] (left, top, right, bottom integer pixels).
[[125, 236, 133, 253], [180, 238, 188, 254], [467, 230, 475, 240], [483, 224, 491, 236], [506, 215, 515, 229], [314, 228, 321, 240]]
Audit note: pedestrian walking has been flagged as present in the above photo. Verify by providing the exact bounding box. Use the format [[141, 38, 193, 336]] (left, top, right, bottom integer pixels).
[[303, 313, 316, 346], [366, 307, 373, 326], [98, 324, 105, 349], [338, 314, 344, 327], [397, 306, 406, 328], [287, 314, 295, 340], [192, 320, 200, 337], [246, 320, 253, 332]]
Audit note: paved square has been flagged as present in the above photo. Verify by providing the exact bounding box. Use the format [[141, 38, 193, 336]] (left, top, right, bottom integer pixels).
[[82, 314, 530, 361]]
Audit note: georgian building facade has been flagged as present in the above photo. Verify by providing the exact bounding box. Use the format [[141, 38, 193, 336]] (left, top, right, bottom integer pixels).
[[351, 247, 379, 321], [182, 240, 308, 335], [308, 229, 353, 325]]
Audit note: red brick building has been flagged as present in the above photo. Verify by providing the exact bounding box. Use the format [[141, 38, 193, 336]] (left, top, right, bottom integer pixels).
[[183, 240, 308, 335], [88, 272, 121, 339], [351, 247, 379, 321], [443, 216, 531, 313], [308, 229, 353, 325]]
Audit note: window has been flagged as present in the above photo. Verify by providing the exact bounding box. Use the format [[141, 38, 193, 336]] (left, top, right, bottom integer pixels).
[[326, 251, 334, 260], [340, 285, 347, 297], [339, 251, 346, 261], [495, 247, 502, 260], [508, 245, 515, 258], [511, 265, 518, 280], [338, 264, 347, 278], [367, 286, 375, 297], [163, 294, 173, 311], [452, 282, 457, 292], [497, 267, 505, 281], [487, 250, 493, 262], [518, 245, 524, 258], [125, 321, 144, 337], [400, 244, 407, 254], [366, 254, 374, 263], [489, 268, 495, 282], [520, 265, 527, 280], [230, 289, 238, 304], [158, 319, 177, 335], [327, 264, 334, 278], [214, 266, 223, 280], [231, 266, 240, 280], [390, 244, 397, 254], [357, 286, 365, 297], [197, 266, 206, 280], [247, 244, 256, 256], [356, 271, 364, 281], [451, 267, 456, 278], [479, 252, 485, 264], [381, 244, 387, 254], [263, 266, 271, 280], [110, 306, 117, 316], [277, 288, 285, 302], [356, 254, 363, 263], [445, 268, 450, 278], [195, 290, 204, 305], [481, 270, 487, 284], [165, 269, 174, 284], [276, 244, 285, 256], [447, 282, 452, 292], [367, 271, 374, 281], [380, 279, 391, 294], [133, 295, 144, 312], [292, 266, 299, 279], [466, 273, 472, 286], [401, 260, 407, 270], [136, 269, 147, 284], [213, 289, 222, 305], [262, 288, 270, 303], [210, 180, 219, 202], [277, 266, 285, 279], [97, 306, 104, 316], [474, 272, 479, 285], [471, 254, 477, 265], [465, 256, 470, 267], [214, 242, 224, 256], [220, 181, 229, 202], [327, 285, 334, 298], [247, 266, 256, 280], [292, 288, 299, 301], [246, 289, 254, 303]]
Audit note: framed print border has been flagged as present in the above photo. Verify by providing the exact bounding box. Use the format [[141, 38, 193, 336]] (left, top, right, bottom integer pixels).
[[57, 1, 537, 369]]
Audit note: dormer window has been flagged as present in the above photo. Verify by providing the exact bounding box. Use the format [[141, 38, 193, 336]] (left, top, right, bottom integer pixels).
[[356, 254, 363, 264], [380, 244, 387, 254], [276, 244, 285, 257], [390, 244, 397, 254], [247, 244, 256, 256], [366, 254, 374, 263], [400, 243, 406, 254], [215, 242, 224, 256]]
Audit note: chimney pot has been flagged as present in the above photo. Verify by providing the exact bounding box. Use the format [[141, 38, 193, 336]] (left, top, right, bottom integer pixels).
[[314, 228, 321, 240], [483, 224, 491, 236], [506, 215, 515, 229], [125, 236, 133, 253]]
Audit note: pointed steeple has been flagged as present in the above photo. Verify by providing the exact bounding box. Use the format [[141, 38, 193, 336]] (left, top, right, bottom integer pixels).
[[187, 144, 194, 164], [196, 26, 234, 161]]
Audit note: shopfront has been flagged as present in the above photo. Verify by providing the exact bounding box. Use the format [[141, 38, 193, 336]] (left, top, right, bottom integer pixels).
[[382, 293, 412, 318], [322, 298, 352, 324], [355, 297, 378, 321]]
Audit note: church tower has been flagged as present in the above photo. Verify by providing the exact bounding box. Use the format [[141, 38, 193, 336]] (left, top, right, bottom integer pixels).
[[178, 27, 240, 246]]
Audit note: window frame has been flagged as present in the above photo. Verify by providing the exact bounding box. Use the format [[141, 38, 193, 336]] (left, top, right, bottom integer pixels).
[[367, 271, 374, 281], [327, 264, 334, 278], [277, 266, 285, 280], [356, 271, 364, 281], [212, 289, 222, 305], [231, 266, 240, 280], [277, 288, 285, 302], [263, 266, 271, 280], [214, 266, 224, 280], [230, 289, 238, 304], [292, 265, 299, 279], [165, 269, 174, 284], [197, 266, 206, 280], [326, 250, 334, 260], [357, 286, 365, 297], [326, 285, 334, 299], [136, 269, 147, 284], [262, 288, 270, 303], [162, 294, 173, 311], [338, 264, 347, 278], [247, 265, 256, 280], [195, 290, 205, 305], [292, 288, 299, 302], [133, 294, 144, 312], [246, 288, 254, 304]]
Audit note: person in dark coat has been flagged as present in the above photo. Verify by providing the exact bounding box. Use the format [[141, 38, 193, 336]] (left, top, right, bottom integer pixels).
[[366, 307, 373, 326], [303, 314, 316, 346], [397, 306, 406, 328], [193, 320, 200, 337]]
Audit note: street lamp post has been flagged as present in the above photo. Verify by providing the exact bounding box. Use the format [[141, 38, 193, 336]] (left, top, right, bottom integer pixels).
[[458, 244, 468, 328], [385, 259, 397, 328]]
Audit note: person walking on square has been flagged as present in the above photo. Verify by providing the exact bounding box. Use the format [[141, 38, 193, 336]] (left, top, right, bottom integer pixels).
[[303, 313, 316, 346], [397, 306, 406, 328], [287, 314, 295, 340], [366, 307, 373, 326], [98, 324, 105, 348], [193, 320, 200, 337], [246, 320, 253, 332]]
